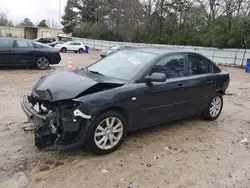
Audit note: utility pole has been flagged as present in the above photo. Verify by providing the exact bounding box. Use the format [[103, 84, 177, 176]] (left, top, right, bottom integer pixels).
[[59, 0, 61, 29]]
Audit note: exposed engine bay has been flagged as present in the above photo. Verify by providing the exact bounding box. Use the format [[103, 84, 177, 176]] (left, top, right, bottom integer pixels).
[[24, 85, 123, 150], [27, 95, 85, 150], [21, 69, 124, 150]]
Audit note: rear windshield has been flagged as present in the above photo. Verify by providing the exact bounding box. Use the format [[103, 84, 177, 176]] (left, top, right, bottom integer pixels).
[[33, 42, 52, 48]]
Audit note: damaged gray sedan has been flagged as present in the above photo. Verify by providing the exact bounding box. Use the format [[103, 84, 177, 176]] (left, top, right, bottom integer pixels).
[[21, 48, 229, 155]]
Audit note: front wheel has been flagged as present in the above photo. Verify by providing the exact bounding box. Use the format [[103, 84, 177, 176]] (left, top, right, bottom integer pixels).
[[203, 93, 223, 121], [36, 57, 50, 70], [85, 111, 126, 155]]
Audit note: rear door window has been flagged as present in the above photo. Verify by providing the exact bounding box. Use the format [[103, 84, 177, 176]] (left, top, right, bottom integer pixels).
[[152, 54, 185, 78], [16, 40, 33, 48], [0, 39, 14, 48], [187, 54, 212, 75]]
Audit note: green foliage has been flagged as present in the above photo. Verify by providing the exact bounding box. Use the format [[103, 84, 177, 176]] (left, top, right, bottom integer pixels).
[[61, 0, 250, 49], [18, 18, 34, 27], [38, 20, 48, 27], [0, 13, 13, 27], [61, 0, 79, 33], [73, 22, 116, 40]]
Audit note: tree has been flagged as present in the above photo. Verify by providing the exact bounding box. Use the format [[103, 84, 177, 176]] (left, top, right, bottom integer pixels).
[[61, 0, 79, 33], [0, 12, 13, 26], [38, 19, 48, 27], [60, 0, 250, 48], [18, 18, 34, 27]]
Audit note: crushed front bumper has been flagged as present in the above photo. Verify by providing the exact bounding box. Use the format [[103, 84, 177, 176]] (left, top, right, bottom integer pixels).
[[21, 94, 47, 128], [21, 94, 56, 149], [21, 94, 83, 150]]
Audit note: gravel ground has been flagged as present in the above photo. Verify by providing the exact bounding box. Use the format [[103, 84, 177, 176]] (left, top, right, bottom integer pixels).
[[0, 51, 250, 188]]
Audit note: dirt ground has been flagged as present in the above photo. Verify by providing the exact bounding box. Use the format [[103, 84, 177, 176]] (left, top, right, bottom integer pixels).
[[0, 51, 250, 188]]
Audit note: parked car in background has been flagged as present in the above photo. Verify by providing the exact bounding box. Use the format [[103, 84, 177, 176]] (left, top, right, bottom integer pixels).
[[54, 41, 86, 53], [34, 37, 57, 47], [21, 48, 229, 155], [100, 44, 136, 58], [0, 38, 61, 70]]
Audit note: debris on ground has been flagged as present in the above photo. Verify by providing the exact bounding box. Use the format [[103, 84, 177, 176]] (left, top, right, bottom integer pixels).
[[154, 156, 159, 159], [22, 125, 36, 132], [120, 177, 124, 182], [164, 147, 169, 150], [240, 138, 248, 143], [101, 169, 108, 174], [146, 164, 152, 167]]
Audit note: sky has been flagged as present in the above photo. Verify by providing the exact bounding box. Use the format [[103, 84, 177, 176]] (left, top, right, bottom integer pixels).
[[0, 0, 68, 25]]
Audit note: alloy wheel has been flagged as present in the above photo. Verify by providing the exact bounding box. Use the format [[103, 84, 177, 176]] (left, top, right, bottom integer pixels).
[[37, 57, 49, 70], [209, 96, 222, 117], [94, 117, 124, 150]]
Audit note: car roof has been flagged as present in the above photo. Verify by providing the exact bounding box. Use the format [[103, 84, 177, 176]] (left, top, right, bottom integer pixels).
[[0, 37, 14, 41], [131, 47, 198, 55]]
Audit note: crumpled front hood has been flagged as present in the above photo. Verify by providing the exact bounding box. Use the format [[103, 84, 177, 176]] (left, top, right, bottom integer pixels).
[[32, 70, 124, 102]]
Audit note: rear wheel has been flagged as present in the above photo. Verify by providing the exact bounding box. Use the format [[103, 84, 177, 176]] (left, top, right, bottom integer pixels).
[[203, 93, 223, 120], [85, 111, 126, 155], [36, 57, 50, 70], [78, 48, 84, 54], [61, 47, 67, 53]]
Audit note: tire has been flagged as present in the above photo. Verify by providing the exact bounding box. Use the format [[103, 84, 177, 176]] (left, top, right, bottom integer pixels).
[[78, 48, 84, 54], [203, 93, 223, 121], [61, 47, 67, 53], [85, 111, 127, 155], [36, 57, 50, 70]]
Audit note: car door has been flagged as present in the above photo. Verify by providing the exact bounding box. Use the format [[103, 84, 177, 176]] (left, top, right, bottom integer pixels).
[[185, 53, 215, 114], [12, 40, 35, 65], [74, 42, 82, 51], [67, 42, 75, 51], [135, 53, 190, 128], [0, 39, 15, 65]]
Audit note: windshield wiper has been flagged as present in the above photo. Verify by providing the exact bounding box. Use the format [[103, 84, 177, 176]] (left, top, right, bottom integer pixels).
[[88, 70, 104, 76]]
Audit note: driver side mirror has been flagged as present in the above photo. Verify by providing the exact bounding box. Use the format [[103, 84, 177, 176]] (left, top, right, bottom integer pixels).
[[145, 72, 166, 83]]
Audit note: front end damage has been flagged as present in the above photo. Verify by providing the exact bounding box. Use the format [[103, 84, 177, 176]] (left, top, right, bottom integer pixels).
[[21, 94, 91, 150], [21, 70, 124, 150]]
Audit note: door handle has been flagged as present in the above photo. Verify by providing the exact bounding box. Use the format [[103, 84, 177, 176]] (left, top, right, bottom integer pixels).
[[177, 84, 185, 88], [207, 80, 214, 84]]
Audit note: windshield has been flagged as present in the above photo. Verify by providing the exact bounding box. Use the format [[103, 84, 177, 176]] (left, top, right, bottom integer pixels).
[[88, 50, 156, 81]]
